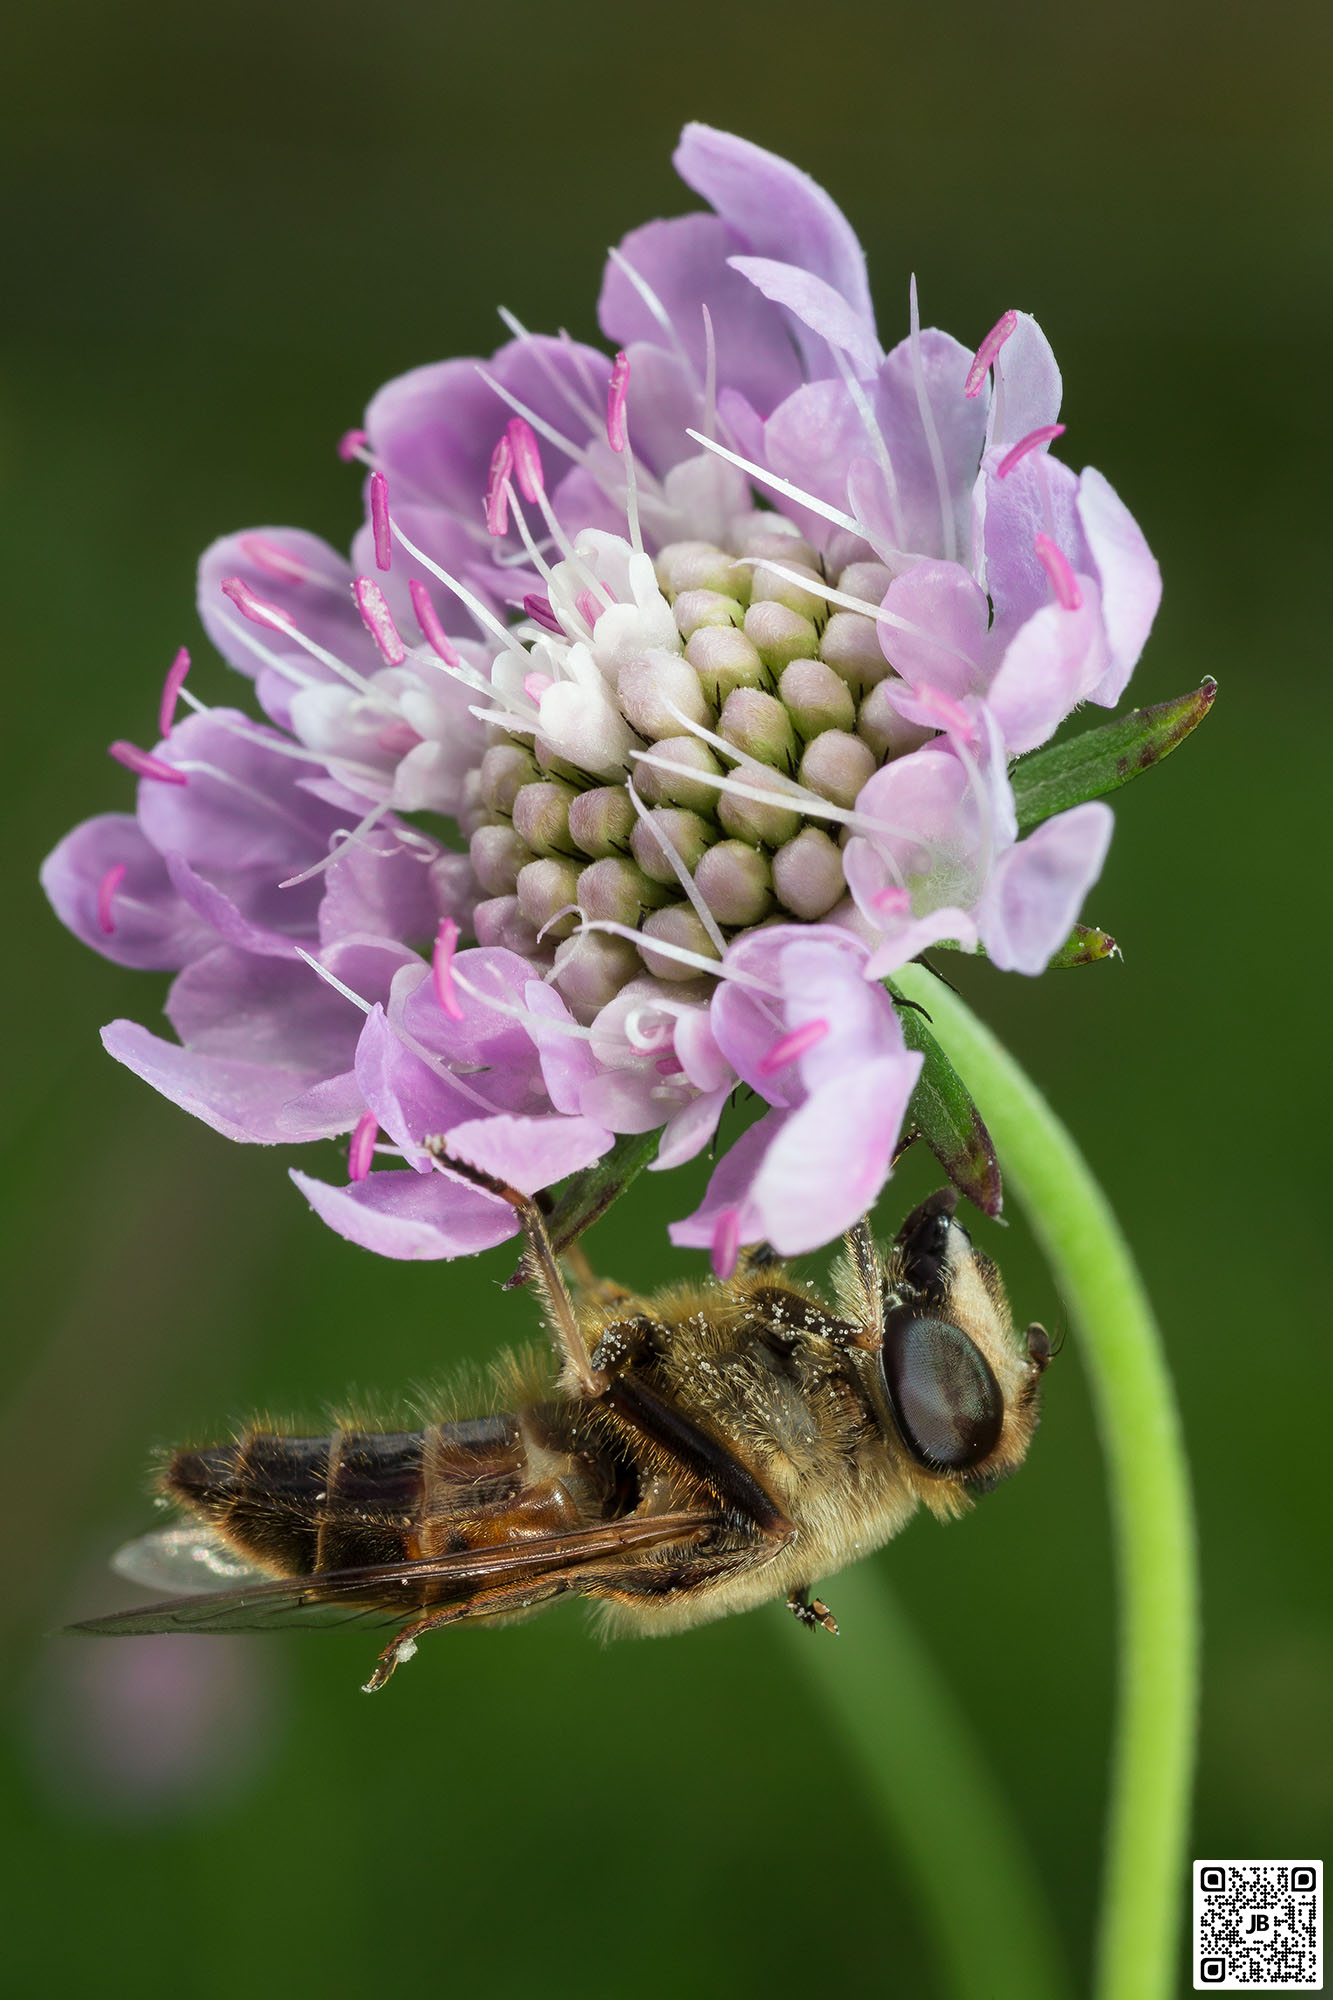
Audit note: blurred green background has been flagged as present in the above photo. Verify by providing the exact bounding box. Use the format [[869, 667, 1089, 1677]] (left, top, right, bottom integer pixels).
[[3, 0, 1330, 1992]]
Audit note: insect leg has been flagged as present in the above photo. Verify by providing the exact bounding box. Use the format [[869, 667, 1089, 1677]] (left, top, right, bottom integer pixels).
[[362, 1578, 570, 1693], [424, 1138, 602, 1397], [561, 1241, 635, 1313], [787, 1585, 839, 1636]]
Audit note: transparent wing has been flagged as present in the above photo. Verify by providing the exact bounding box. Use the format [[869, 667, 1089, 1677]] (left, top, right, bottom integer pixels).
[[111, 1525, 273, 1596], [69, 1510, 715, 1638]]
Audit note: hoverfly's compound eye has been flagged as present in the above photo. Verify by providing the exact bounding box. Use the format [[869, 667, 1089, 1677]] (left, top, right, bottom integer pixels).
[[881, 1310, 1004, 1471]]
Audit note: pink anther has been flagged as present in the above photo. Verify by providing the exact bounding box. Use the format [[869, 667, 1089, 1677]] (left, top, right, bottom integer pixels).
[[522, 593, 563, 635], [996, 423, 1066, 480], [575, 588, 604, 629], [523, 671, 553, 704], [757, 1018, 830, 1077], [872, 885, 912, 917], [485, 435, 513, 537], [432, 917, 465, 1021], [506, 418, 545, 503], [337, 428, 369, 462], [96, 862, 127, 935], [109, 740, 187, 786], [408, 579, 461, 666], [964, 309, 1019, 398], [353, 576, 407, 665], [1034, 532, 1083, 611], [238, 534, 309, 583], [710, 1206, 742, 1282], [348, 1109, 378, 1182], [158, 646, 191, 736], [607, 350, 630, 453], [220, 576, 295, 635], [369, 470, 393, 571]]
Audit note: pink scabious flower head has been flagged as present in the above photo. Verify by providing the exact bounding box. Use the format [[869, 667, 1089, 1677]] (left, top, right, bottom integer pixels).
[[44, 124, 1170, 1271]]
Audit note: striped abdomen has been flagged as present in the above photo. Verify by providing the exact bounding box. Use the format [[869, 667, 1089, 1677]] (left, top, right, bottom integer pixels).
[[162, 1415, 537, 1579]]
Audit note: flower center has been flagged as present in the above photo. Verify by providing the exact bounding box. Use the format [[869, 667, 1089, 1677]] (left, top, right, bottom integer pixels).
[[469, 506, 933, 1019]]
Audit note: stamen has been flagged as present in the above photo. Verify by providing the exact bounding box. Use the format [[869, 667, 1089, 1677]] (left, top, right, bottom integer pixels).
[[338, 428, 369, 462], [353, 576, 407, 665], [109, 740, 187, 786], [485, 435, 513, 537], [997, 423, 1066, 480], [965, 309, 1018, 399], [1034, 532, 1083, 611], [239, 535, 314, 584], [96, 862, 127, 934], [370, 471, 393, 571], [523, 671, 553, 701], [831, 346, 907, 552], [348, 1110, 378, 1182], [605, 251, 697, 379], [294, 946, 375, 1015], [908, 275, 958, 565], [408, 578, 462, 666], [625, 778, 727, 957], [575, 588, 604, 628], [656, 1054, 685, 1077], [496, 307, 606, 435], [278, 799, 394, 889], [701, 304, 718, 441], [711, 1206, 741, 1282], [685, 430, 862, 538], [757, 1019, 830, 1077], [221, 576, 296, 636], [506, 417, 545, 503], [432, 917, 465, 1021], [522, 594, 563, 635], [872, 885, 912, 916], [607, 350, 630, 453], [158, 646, 191, 736]]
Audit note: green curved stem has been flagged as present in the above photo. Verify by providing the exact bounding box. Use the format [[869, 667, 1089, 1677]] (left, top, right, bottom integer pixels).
[[784, 1566, 1071, 2000], [893, 963, 1198, 2000]]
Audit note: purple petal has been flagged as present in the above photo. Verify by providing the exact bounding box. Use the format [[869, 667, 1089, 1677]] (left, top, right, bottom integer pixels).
[[674, 124, 874, 343], [774, 935, 905, 1090], [598, 214, 802, 419], [728, 257, 881, 378], [978, 802, 1114, 974], [986, 587, 1111, 755], [1076, 467, 1162, 704], [745, 1053, 921, 1255], [652, 1085, 731, 1171], [668, 1110, 790, 1253], [877, 560, 991, 699], [577, 1067, 668, 1134], [520, 980, 597, 1116], [290, 1168, 518, 1260], [987, 313, 1063, 451], [390, 951, 543, 1071], [41, 814, 212, 970], [275, 1070, 364, 1139], [354, 1005, 491, 1171], [101, 1020, 330, 1144], [164, 853, 302, 959], [442, 1113, 614, 1196], [165, 946, 363, 1072], [873, 330, 989, 561], [136, 709, 344, 881], [197, 530, 379, 729], [761, 379, 868, 552]]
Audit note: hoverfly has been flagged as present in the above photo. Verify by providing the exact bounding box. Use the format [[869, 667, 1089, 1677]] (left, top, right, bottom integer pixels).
[[73, 1142, 1051, 1692]]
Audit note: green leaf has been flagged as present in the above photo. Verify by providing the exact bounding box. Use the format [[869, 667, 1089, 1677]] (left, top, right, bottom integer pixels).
[[1011, 681, 1217, 834], [1049, 922, 1118, 969], [888, 982, 1003, 1216], [931, 921, 1118, 970], [514, 1128, 661, 1283]]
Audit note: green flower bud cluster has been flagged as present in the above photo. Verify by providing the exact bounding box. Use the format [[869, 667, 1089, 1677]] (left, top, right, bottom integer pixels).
[[468, 511, 932, 1017]]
